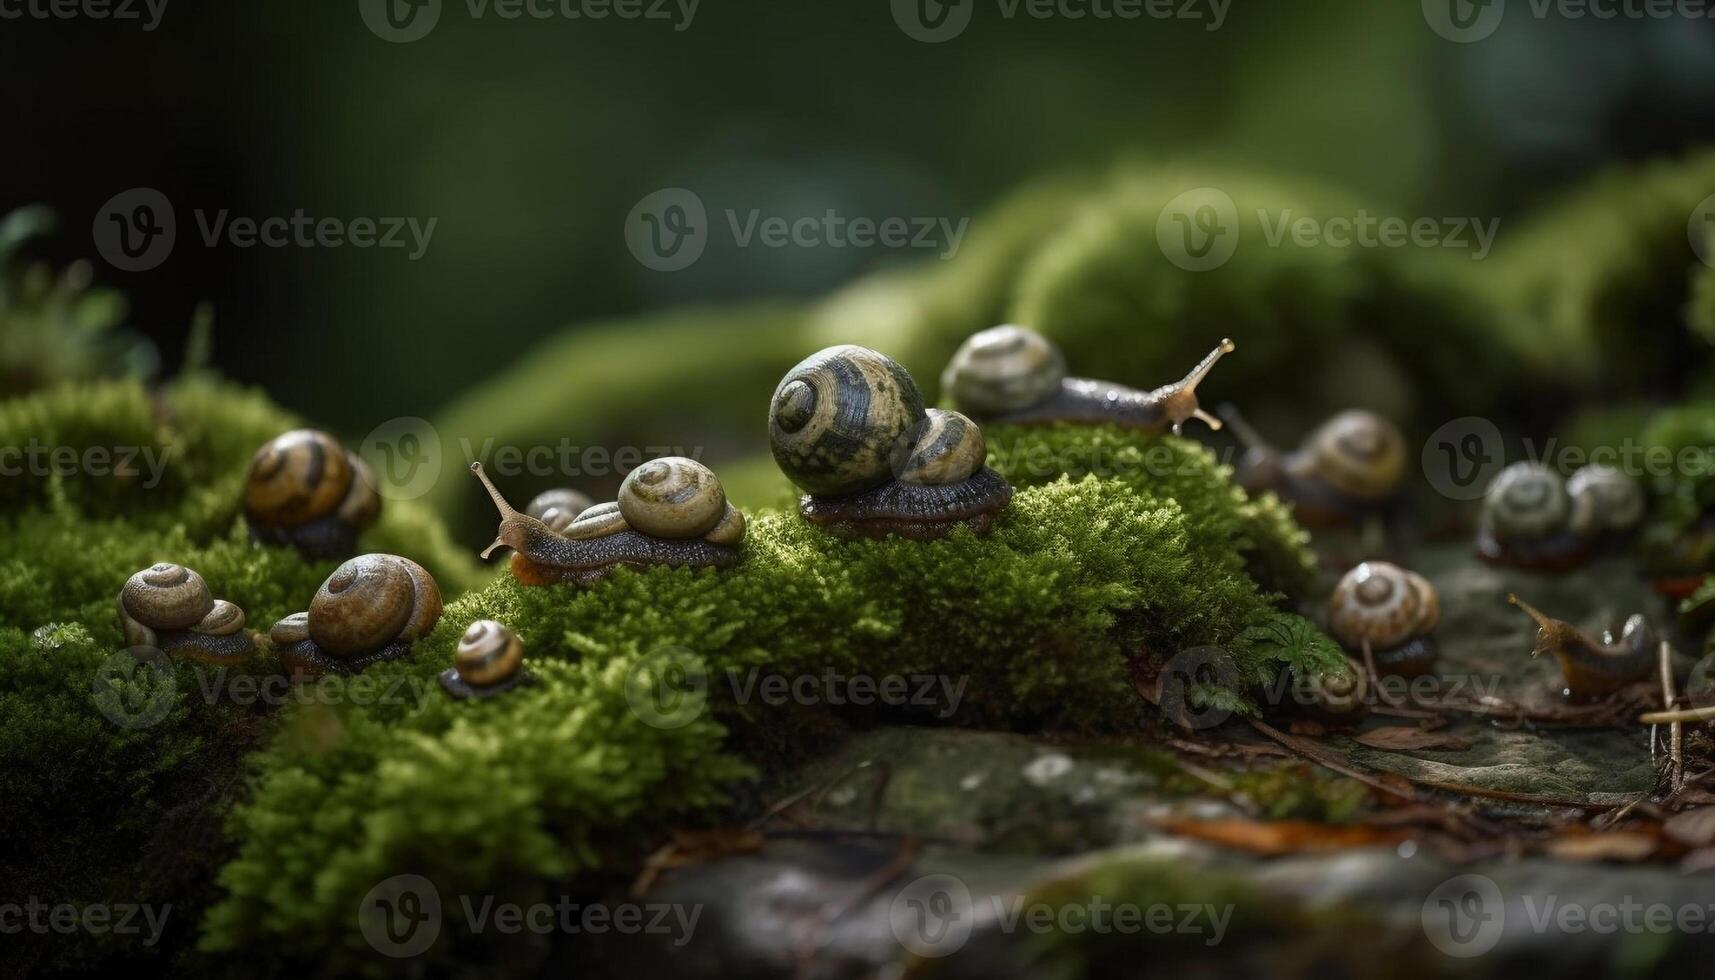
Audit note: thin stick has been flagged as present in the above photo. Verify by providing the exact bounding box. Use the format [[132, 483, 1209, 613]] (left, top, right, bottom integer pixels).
[[1637, 705, 1715, 724], [1246, 718, 1417, 802], [1660, 640, 1684, 793]]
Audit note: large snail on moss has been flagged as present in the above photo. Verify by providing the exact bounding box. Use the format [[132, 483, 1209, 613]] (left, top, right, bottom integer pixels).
[[472, 457, 744, 585], [770, 345, 1012, 539], [118, 563, 257, 665], [1222, 408, 1407, 528], [1326, 561, 1440, 678], [1508, 594, 1655, 702], [244, 429, 381, 558], [440, 620, 531, 700], [1477, 462, 1642, 571], [941, 325, 1236, 435], [270, 553, 442, 678]]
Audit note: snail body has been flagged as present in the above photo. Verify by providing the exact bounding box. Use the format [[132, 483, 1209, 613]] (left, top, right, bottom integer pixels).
[[271, 554, 442, 678], [941, 325, 1235, 435], [1224, 408, 1407, 529], [1508, 594, 1655, 702], [472, 457, 744, 586], [244, 429, 381, 558], [771, 346, 1012, 539], [1476, 462, 1640, 571], [117, 563, 257, 665], [1326, 561, 1440, 677], [440, 620, 531, 700]]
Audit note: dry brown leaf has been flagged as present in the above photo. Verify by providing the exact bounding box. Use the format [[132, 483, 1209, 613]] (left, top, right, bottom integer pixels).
[[1289, 719, 1327, 737], [1544, 832, 1658, 862], [1353, 727, 1473, 752], [1663, 807, 1715, 847], [1155, 818, 1411, 855]]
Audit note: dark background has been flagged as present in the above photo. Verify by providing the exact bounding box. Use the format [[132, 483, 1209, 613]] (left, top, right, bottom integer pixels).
[[5, 0, 1715, 429]]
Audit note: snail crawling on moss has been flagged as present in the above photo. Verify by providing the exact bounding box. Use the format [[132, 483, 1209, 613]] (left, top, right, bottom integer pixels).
[[440, 620, 532, 700], [270, 553, 442, 678], [244, 429, 381, 558], [472, 457, 744, 586], [1477, 462, 1643, 571], [526, 487, 595, 536], [1326, 561, 1440, 678], [941, 325, 1235, 435], [1221, 408, 1407, 529], [118, 563, 257, 665], [1507, 594, 1656, 702], [770, 344, 1012, 540]]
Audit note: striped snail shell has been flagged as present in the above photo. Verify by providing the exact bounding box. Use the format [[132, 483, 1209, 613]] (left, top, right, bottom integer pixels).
[[455, 620, 525, 687], [769, 345, 928, 497], [1327, 561, 1439, 652], [892, 409, 986, 486], [527, 488, 594, 531], [307, 554, 442, 657], [939, 325, 1066, 415], [269, 611, 311, 647], [1482, 462, 1570, 541], [618, 457, 727, 538], [1289, 410, 1406, 502], [121, 562, 214, 631], [1567, 464, 1644, 537]]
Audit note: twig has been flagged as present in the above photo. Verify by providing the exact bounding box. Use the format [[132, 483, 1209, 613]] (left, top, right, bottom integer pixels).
[[1411, 779, 1620, 811], [1638, 705, 1715, 725], [1660, 640, 1684, 793], [1246, 717, 1417, 802], [793, 836, 922, 980]]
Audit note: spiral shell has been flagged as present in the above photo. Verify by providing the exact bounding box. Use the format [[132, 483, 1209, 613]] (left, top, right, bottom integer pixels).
[[1292, 410, 1405, 502], [1567, 464, 1644, 537], [527, 488, 594, 526], [121, 563, 214, 630], [940, 325, 1066, 416], [455, 620, 524, 687], [270, 611, 311, 647], [892, 409, 986, 486], [562, 500, 631, 540], [308, 554, 442, 657], [1327, 561, 1439, 652], [1482, 462, 1571, 541], [244, 430, 354, 525], [769, 345, 927, 497], [195, 600, 246, 636], [618, 457, 727, 538]]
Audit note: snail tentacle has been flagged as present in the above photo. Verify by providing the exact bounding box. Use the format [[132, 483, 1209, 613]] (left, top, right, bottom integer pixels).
[[1508, 594, 1655, 701]]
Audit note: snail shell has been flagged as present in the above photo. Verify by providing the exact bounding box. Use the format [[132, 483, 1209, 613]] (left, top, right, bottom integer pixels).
[[245, 430, 353, 525], [307, 554, 442, 657], [195, 600, 246, 636], [939, 325, 1066, 416], [1327, 561, 1439, 652], [618, 457, 726, 538], [769, 345, 928, 497], [562, 500, 631, 540], [1288, 410, 1406, 502], [527, 488, 594, 526], [455, 620, 524, 687], [270, 611, 311, 647], [1567, 464, 1644, 537], [121, 563, 214, 631], [892, 409, 986, 487], [1482, 462, 1571, 541]]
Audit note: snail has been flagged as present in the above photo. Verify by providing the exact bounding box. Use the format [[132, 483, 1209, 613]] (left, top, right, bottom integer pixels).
[[472, 457, 744, 586], [940, 325, 1235, 435], [117, 563, 257, 665], [243, 429, 381, 558], [270, 553, 442, 678], [1508, 594, 1655, 702], [527, 487, 595, 536], [440, 620, 532, 700], [1475, 462, 1590, 570], [1566, 464, 1645, 544], [1326, 561, 1440, 678], [770, 345, 1012, 539], [1221, 407, 1407, 528], [1292, 659, 1370, 722]]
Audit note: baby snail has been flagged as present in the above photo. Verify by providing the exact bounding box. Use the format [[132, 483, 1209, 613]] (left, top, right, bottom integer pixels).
[[269, 553, 442, 679], [526, 487, 595, 536], [118, 563, 257, 665], [1508, 594, 1655, 702], [472, 457, 745, 586], [1220, 407, 1407, 529], [940, 325, 1236, 435], [1477, 462, 1643, 571], [243, 429, 381, 558], [440, 620, 532, 700], [1326, 561, 1441, 678], [1292, 658, 1370, 723], [770, 344, 1012, 540]]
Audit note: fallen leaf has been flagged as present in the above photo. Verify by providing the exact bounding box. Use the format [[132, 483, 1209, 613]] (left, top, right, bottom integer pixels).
[[1155, 818, 1410, 855], [1289, 719, 1327, 737], [1544, 832, 1658, 862], [1663, 807, 1715, 847], [1353, 727, 1473, 752]]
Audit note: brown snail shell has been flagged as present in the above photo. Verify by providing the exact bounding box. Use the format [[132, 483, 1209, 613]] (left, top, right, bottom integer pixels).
[[939, 325, 1067, 416], [892, 409, 986, 487], [1327, 561, 1439, 652], [121, 563, 214, 631], [244, 429, 354, 525], [1567, 464, 1644, 537], [1290, 410, 1406, 502], [307, 554, 442, 657], [454, 620, 524, 687], [618, 457, 726, 538], [769, 345, 928, 497], [527, 488, 594, 526], [269, 612, 311, 647], [195, 600, 246, 636]]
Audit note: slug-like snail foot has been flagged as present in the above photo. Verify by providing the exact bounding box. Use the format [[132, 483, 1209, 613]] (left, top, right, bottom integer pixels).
[[799, 467, 1013, 540], [1475, 524, 1591, 572], [155, 629, 259, 667], [1368, 636, 1439, 679], [439, 667, 534, 701], [249, 514, 363, 560], [277, 638, 414, 681], [506, 531, 742, 586]]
